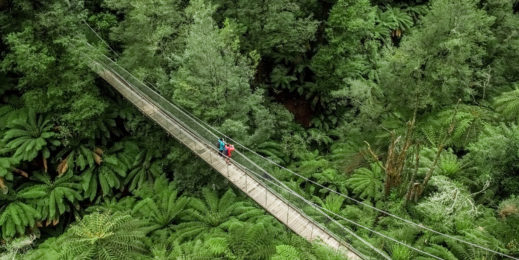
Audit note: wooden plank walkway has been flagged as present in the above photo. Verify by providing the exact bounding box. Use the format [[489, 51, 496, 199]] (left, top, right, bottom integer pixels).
[[95, 65, 362, 260]]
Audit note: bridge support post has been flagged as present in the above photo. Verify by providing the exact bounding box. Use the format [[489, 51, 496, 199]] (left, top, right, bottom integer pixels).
[[245, 174, 248, 192], [286, 204, 289, 224], [265, 189, 267, 206]]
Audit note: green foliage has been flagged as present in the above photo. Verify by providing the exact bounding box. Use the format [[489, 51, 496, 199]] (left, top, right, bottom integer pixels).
[[0, 156, 19, 186], [125, 147, 164, 192], [417, 148, 463, 178], [416, 176, 478, 226], [272, 245, 301, 260], [132, 176, 189, 230], [256, 141, 289, 164], [494, 86, 519, 122], [381, 0, 495, 112], [103, 0, 185, 85], [0, 235, 37, 259], [346, 163, 384, 200], [20, 172, 82, 222], [172, 0, 259, 129], [313, 193, 345, 215], [418, 105, 493, 148], [0, 187, 44, 239], [3, 0, 519, 259], [375, 6, 413, 41], [210, 221, 277, 259], [58, 212, 149, 259], [1, 2, 108, 135], [1, 110, 59, 162], [390, 244, 412, 260], [211, 0, 318, 59], [309, 0, 380, 128], [483, 0, 519, 88], [174, 188, 265, 242], [80, 141, 136, 200], [0, 201, 40, 239], [55, 141, 100, 172], [467, 123, 519, 196]]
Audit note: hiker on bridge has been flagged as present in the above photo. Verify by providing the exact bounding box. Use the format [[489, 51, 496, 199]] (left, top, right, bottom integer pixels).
[[217, 138, 226, 157], [224, 144, 235, 165]]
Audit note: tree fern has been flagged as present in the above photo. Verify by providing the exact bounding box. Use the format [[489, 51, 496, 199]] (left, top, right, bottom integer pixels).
[[174, 188, 263, 242], [164, 240, 216, 259], [125, 148, 163, 192], [271, 245, 301, 260], [418, 148, 463, 178], [80, 141, 136, 200], [414, 244, 457, 260], [256, 141, 289, 165], [313, 193, 345, 215], [307, 128, 333, 147], [1, 110, 60, 162], [376, 6, 413, 41], [390, 244, 412, 260], [59, 212, 149, 259], [346, 163, 384, 200], [417, 105, 493, 148], [270, 66, 297, 90], [55, 140, 102, 174], [225, 221, 276, 259], [494, 86, 519, 122], [20, 172, 82, 224], [132, 177, 189, 230], [0, 156, 19, 192], [0, 187, 44, 238]]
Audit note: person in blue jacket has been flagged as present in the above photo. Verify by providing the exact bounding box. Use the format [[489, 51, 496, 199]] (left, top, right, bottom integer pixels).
[[218, 138, 226, 157]]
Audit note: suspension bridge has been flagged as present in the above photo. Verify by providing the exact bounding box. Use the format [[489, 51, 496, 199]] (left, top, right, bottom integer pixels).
[[85, 25, 519, 260], [90, 54, 366, 259]]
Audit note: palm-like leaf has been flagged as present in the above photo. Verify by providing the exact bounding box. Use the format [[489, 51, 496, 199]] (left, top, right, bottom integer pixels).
[[270, 66, 297, 90], [173, 188, 263, 242], [80, 141, 136, 200], [59, 212, 149, 259], [345, 163, 384, 200], [20, 172, 82, 223], [1, 110, 59, 162], [125, 148, 163, 192], [55, 139, 102, 174], [313, 193, 345, 215], [225, 221, 277, 259], [0, 187, 45, 238], [132, 178, 189, 229], [494, 87, 519, 122]]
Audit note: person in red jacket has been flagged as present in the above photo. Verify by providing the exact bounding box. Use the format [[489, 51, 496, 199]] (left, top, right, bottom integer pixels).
[[224, 144, 235, 165]]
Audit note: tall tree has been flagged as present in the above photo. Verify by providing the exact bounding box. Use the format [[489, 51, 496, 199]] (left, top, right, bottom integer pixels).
[[171, 0, 263, 137], [1, 1, 111, 138], [103, 0, 186, 84], [380, 0, 495, 113], [308, 0, 380, 129]]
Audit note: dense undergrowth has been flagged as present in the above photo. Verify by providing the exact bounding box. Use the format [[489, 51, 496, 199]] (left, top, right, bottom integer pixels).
[[1, 0, 519, 259]]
